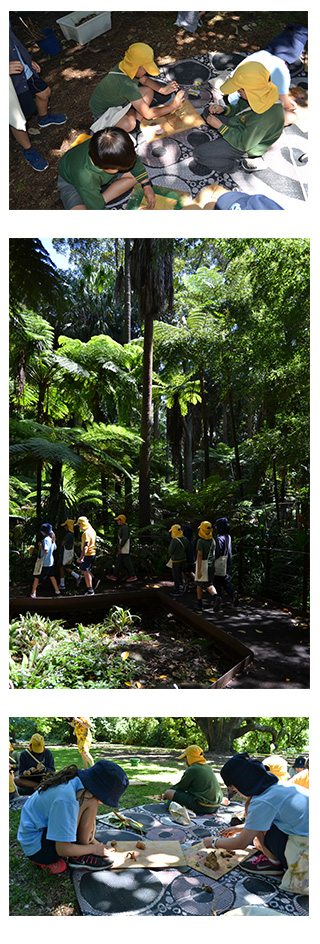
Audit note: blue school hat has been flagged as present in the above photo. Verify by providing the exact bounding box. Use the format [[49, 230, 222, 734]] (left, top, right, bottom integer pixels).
[[40, 522, 53, 535], [78, 759, 129, 807], [215, 192, 283, 210], [221, 752, 278, 798]]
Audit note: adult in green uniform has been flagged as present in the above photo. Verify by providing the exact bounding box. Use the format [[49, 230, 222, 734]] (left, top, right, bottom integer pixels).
[[167, 524, 191, 595], [195, 520, 221, 613], [89, 42, 185, 134], [194, 61, 285, 174], [163, 745, 226, 814]]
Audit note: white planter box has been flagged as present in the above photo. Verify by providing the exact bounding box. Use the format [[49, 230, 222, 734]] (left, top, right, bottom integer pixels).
[[56, 11, 111, 45]]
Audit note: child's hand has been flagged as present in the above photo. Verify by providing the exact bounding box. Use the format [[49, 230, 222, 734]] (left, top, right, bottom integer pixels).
[[163, 81, 179, 95], [9, 61, 24, 75], [206, 113, 223, 129], [204, 837, 213, 848], [173, 89, 185, 108], [209, 103, 224, 115], [144, 185, 156, 209], [31, 61, 41, 73]]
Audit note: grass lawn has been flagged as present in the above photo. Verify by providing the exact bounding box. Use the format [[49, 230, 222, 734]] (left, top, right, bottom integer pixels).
[[9, 743, 189, 916]]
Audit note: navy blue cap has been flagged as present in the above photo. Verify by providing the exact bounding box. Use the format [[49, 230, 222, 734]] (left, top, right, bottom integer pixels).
[[40, 522, 53, 535], [221, 752, 278, 797], [215, 192, 283, 210], [294, 755, 306, 768], [78, 759, 129, 807]]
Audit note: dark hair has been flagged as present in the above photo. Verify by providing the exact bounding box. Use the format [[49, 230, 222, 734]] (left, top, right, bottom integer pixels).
[[89, 127, 136, 171], [39, 764, 79, 792]]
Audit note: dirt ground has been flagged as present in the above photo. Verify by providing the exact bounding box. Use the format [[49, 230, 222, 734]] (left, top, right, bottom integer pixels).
[[9, 10, 308, 210]]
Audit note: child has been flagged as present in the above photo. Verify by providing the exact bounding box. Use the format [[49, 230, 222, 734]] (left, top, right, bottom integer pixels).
[[9, 25, 66, 172], [194, 61, 285, 174], [69, 718, 94, 769], [30, 523, 60, 598], [17, 759, 129, 873], [167, 524, 191, 595], [163, 744, 226, 814], [89, 42, 184, 134], [58, 518, 75, 590], [58, 127, 155, 210], [203, 752, 309, 888], [107, 514, 137, 583], [195, 521, 221, 613], [75, 516, 97, 594], [213, 517, 238, 605], [15, 734, 55, 795]]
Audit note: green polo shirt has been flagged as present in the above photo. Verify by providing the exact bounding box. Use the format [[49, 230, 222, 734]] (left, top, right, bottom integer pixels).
[[90, 63, 142, 116], [196, 537, 215, 564], [218, 98, 285, 156], [59, 138, 149, 210], [175, 762, 223, 808], [168, 535, 190, 563]]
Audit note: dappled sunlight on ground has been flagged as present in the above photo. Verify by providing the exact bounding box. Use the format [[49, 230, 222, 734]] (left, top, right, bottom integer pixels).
[[61, 66, 96, 81]]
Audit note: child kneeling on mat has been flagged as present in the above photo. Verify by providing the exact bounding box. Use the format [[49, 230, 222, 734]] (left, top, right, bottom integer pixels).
[[58, 127, 155, 210], [17, 760, 128, 874]]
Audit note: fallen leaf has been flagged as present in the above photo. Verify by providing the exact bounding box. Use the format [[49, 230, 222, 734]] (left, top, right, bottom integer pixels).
[[285, 678, 291, 682], [238, 630, 246, 634], [121, 651, 130, 660], [255, 629, 263, 633]]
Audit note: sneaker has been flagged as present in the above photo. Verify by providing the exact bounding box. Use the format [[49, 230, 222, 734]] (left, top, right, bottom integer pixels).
[[23, 147, 49, 172], [30, 592, 36, 598], [213, 594, 222, 612], [68, 853, 113, 871], [37, 113, 67, 128], [84, 589, 94, 595], [74, 574, 82, 586], [107, 574, 116, 581], [195, 602, 202, 612], [240, 853, 284, 876], [241, 156, 265, 173], [54, 591, 61, 596], [126, 575, 137, 582], [39, 858, 67, 874]]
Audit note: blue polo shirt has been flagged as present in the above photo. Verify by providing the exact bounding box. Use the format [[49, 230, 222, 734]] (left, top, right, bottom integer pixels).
[[245, 781, 309, 836], [17, 776, 84, 855]]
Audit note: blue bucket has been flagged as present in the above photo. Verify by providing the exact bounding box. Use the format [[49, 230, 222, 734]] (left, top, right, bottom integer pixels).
[[38, 28, 61, 56]]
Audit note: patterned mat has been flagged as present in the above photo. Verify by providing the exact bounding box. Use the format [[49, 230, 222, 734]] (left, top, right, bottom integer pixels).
[[72, 802, 309, 916], [108, 52, 307, 210]]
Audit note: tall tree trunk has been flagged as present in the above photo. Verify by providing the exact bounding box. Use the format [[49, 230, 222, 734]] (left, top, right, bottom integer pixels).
[[222, 396, 228, 444], [139, 309, 153, 528], [124, 239, 131, 343], [183, 408, 193, 493], [200, 366, 210, 479], [228, 386, 244, 497]]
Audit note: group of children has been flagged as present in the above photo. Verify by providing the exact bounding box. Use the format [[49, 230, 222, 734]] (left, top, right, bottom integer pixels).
[[9, 719, 93, 801], [13, 740, 308, 893], [29, 513, 137, 598], [168, 516, 237, 612], [10, 23, 307, 209]]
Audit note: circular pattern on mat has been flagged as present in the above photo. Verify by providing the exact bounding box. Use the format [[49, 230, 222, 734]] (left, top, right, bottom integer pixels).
[[138, 137, 181, 168], [170, 874, 234, 916], [147, 824, 188, 842], [79, 868, 164, 915], [166, 59, 210, 86]]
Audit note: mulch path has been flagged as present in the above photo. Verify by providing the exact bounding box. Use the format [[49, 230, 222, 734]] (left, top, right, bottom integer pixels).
[[9, 10, 307, 209]]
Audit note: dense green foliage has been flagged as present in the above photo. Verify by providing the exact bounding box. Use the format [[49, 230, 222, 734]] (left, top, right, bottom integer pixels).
[[9, 238, 309, 607], [10, 716, 308, 755]]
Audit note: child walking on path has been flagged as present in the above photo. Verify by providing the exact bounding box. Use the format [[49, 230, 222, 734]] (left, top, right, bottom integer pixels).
[[30, 523, 60, 598]]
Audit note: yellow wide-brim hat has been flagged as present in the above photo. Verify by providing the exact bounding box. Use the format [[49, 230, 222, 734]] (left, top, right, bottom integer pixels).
[[119, 43, 160, 80], [169, 524, 183, 538], [76, 517, 89, 529], [178, 745, 206, 765], [198, 520, 213, 539], [115, 514, 127, 524], [221, 62, 279, 114], [29, 733, 45, 753], [61, 519, 74, 532]]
